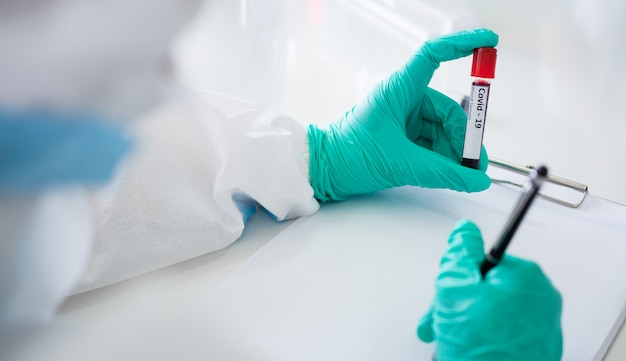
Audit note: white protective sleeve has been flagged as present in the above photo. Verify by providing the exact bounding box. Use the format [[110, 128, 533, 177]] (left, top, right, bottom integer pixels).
[[74, 90, 320, 293]]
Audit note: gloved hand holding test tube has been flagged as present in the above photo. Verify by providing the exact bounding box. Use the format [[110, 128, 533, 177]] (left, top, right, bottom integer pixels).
[[308, 29, 498, 202]]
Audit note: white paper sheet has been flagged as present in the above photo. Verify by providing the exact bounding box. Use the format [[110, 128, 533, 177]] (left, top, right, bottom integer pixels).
[[195, 168, 626, 361]]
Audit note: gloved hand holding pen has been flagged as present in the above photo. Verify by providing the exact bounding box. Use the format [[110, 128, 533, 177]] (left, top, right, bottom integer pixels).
[[418, 220, 563, 361], [307, 29, 498, 202]]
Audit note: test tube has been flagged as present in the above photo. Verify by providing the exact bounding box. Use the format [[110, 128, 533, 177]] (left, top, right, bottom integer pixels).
[[462, 47, 497, 169]]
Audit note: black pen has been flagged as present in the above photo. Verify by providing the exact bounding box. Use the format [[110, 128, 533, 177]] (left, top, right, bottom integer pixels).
[[480, 165, 548, 278]]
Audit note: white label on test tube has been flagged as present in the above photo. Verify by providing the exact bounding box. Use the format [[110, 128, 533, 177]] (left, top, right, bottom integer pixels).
[[462, 83, 490, 163]]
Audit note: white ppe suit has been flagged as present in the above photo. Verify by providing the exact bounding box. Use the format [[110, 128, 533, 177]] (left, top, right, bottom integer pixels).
[[1, 89, 320, 323], [76, 89, 319, 293]]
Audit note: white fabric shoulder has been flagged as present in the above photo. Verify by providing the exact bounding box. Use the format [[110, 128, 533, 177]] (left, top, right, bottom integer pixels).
[[74, 91, 318, 293]]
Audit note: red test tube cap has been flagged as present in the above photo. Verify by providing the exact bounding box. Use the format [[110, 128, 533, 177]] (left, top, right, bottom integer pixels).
[[471, 47, 497, 79]]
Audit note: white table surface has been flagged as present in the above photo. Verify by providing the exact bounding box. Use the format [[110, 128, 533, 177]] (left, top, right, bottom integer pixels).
[[45, 209, 626, 361], [10, 0, 626, 360]]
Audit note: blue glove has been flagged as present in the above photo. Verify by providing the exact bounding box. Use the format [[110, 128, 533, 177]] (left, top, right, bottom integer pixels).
[[0, 109, 132, 192], [308, 29, 498, 202], [418, 220, 563, 360]]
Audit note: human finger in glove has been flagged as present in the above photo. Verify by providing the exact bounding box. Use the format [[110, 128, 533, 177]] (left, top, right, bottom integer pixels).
[[418, 220, 563, 361], [308, 29, 498, 202]]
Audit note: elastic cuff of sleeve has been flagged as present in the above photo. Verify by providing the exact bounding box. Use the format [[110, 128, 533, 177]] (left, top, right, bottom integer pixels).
[[299, 130, 311, 184]]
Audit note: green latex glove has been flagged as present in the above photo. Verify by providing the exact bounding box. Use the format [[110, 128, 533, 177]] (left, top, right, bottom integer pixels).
[[308, 29, 498, 202], [417, 220, 563, 361]]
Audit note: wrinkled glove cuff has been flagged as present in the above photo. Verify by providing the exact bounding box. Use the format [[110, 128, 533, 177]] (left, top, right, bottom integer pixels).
[[307, 124, 344, 203]]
